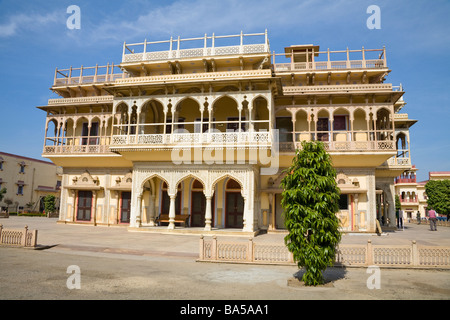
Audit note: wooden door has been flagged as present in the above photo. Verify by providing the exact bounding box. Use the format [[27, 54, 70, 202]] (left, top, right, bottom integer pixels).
[[191, 191, 206, 227], [120, 191, 131, 223], [77, 190, 92, 221], [225, 192, 244, 228]]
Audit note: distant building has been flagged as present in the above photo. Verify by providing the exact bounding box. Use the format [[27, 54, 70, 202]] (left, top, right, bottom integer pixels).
[[394, 169, 450, 220], [0, 151, 62, 213]]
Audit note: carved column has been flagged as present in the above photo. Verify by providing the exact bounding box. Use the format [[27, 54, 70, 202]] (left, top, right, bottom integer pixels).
[[268, 192, 275, 231], [168, 193, 176, 229], [72, 190, 78, 222], [148, 194, 156, 226], [92, 190, 97, 226], [204, 195, 213, 231]]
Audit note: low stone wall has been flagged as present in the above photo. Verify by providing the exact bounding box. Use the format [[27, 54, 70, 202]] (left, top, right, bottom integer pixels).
[[198, 236, 450, 269], [0, 225, 38, 247]]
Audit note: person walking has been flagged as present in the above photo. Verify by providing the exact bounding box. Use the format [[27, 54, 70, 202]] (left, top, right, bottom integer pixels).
[[428, 208, 437, 231], [416, 211, 421, 224]]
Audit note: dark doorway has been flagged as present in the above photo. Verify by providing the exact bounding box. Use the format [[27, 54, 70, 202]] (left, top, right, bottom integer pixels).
[[77, 190, 92, 221], [120, 191, 132, 223], [225, 192, 244, 228]]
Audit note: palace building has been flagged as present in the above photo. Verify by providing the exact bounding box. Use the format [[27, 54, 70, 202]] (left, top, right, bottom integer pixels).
[[38, 31, 416, 234]]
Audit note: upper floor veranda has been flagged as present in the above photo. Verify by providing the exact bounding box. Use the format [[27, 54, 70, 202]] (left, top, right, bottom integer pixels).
[[50, 31, 389, 97], [40, 31, 413, 169]]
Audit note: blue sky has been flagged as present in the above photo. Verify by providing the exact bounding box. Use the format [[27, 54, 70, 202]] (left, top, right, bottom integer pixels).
[[0, 0, 449, 182]]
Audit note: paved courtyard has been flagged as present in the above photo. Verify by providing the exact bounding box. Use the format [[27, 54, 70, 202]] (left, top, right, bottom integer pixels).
[[0, 216, 449, 302]]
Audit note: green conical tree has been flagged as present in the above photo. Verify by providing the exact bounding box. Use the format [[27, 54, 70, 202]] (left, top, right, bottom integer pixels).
[[281, 141, 342, 286]]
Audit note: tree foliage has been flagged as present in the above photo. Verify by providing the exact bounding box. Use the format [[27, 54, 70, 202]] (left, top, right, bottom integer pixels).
[[281, 141, 342, 286], [0, 188, 6, 202], [395, 194, 401, 212], [425, 180, 450, 216], [43, 195, 56, 215]]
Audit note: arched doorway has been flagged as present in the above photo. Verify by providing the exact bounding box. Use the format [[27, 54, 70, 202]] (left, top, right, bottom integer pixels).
[[190, 179, 214, 227], [225, 178, 244, 228]]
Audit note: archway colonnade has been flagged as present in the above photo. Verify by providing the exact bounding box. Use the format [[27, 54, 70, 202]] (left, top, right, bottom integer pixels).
[[111, 91, 272, 146], [130, 163, 258, 232], [274, 104, 396, 151]]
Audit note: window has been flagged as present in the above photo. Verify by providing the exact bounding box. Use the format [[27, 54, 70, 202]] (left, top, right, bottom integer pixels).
[[339, 194, 349, 210], [19, 163, 26, 173], [166, 118, 185, 134], [276, 117, 293, 142], [317, 118, 329, 141], [226, 117, 246, 132], [333, 115, 348, 131], [195, 118, 215, 133], [17, 185, 24, 195], [81, 122, 99, 145]]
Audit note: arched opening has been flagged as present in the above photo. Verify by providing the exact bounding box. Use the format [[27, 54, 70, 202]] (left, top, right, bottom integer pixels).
[[160, 181, 182, 219], [172, 97, 202, 134], [252, 96, 269, 131], [64, 118, 75, 146], [189, 179, 215, 228], [332, 107, 350, 142], [295, 109, 309, 142], [45, 119, 58, 146], [212, 96, 241, 133], [376, 108, 392, 141], [114, 103, 129, 135], [275, 109, 292, 143], [396, 132, 408, 158], [140, 100, 165, 134], [224, 178, 244, 228], [317, 109, 330, 142], [353, 109, 367, 142]]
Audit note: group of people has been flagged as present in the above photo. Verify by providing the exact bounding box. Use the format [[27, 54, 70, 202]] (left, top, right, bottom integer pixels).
[[396, 208, 444, 231]]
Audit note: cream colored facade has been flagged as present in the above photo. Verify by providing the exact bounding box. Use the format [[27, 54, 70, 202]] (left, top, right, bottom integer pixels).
[[39, 31, 416, 233], [0, 151, 62, 213]]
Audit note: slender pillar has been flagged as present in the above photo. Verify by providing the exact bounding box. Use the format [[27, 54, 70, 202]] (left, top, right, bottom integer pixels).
[[92, 191, 97, 226], [168, 194, 176, 229], [136, 194, 142, 227], [148, 194, 156, 226], [204, 195, 212, 231], [268, 193, 274, 230]]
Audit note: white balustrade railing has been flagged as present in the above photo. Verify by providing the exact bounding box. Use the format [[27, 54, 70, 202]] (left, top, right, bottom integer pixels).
[[43, 144, 112, 155], [199, 237, 450, 268], [110, 131, 271, 147], [273, 59, 385, 72]]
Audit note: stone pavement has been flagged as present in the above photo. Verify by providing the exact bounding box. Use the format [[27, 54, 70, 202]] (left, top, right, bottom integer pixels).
[[0, 216, 449, 301], [1, 216, 449, 258]]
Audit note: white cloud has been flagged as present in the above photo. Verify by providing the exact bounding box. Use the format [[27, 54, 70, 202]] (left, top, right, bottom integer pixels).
[[81, 0, 361, 44], [0, 11, 60, 38]]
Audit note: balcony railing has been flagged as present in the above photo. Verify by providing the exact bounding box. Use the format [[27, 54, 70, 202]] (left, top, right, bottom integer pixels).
[[53, 64, 127, 87], [277, 130, 395, 153], [282, 83, 393, 94], [110, 131, 271, 148], [273, 47, 387, 72], [43, 136, 114, 155], [400, 198, 418, 203], [43, 145, 112, 155], [395, 178, 417, 184], [47, 95, 114, 105], [122, 31, 270, 64], [278, 140, 394, 153]]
